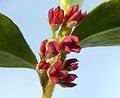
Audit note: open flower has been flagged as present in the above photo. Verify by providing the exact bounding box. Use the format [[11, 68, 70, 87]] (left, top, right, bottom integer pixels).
[[46, 41, 62, 57], [47, 59, 78, 87], [62, 35, 81, 54], [47, 60, 68, 83], [48, 6, 64, 31], [40, 40, 61, 58]]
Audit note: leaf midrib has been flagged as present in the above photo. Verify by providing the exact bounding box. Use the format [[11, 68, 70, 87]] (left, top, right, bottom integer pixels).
[[80, 26, 120, 48]]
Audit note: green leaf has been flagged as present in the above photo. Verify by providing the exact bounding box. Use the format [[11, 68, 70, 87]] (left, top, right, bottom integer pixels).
[[0, 13, 38, 69], [80, 27, 120, 48], [69, 0, 85, 6], [59, 0, 70, 13], [72, 0, 120, 48], [59, 0, 85, 13]]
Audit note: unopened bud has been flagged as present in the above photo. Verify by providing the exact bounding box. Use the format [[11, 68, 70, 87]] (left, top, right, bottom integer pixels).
[[65, 5, 86, 27], [36, 60, 50, 72], [48, 6, 64, 31]]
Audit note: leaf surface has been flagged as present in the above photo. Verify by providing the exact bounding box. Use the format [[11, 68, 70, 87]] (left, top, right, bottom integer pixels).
[[0, 13, 37, 69], [72, 0, 120, 48]]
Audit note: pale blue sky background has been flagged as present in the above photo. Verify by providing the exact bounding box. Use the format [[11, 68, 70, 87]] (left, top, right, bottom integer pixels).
[[0, 0, 120, 98]]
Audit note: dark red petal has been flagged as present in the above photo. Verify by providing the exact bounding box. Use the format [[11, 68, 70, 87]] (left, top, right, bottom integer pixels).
[[48, 66, 57, 75], [62, 36, 80, 53], [71, 45, 81, 53], [40, 39, 47, 55], [68, 11, 81, 22], [70, 36, 80, 43], [73, 5, 79, 14], [75, 11, 82, 22], [66, 58, 78, 64], [51, 15, 60, 25], [62, 36, 72, 43], [53, 60, 64, 70], [63, 74, 78, 82], [66, 7, 73, 19], [59, 9, 64, 23], [37, 64, 43, 70], [62, 82, 77, 87], [50, 6, 64, 25], [47, 42, 55, 53], [62, 35, 80, 44], [52, 41, 61, 53], [38, 60, 50, 70], [46, 41, 61, 57], [67, 64, 79, 71], [63, 44, 71, 54], [57, 70, 68, 78], [46, 42, 55, 56], [38, 60, 46, 69], [54, 6, 60, 15], [48, 8, 54, 24], [74, 11, 82, 22], [49, 76, 59, 84], [42, 63, 50, 70]]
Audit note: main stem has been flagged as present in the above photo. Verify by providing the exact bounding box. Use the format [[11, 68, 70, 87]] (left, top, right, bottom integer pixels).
[[42, 81, 55, 98], [58, 26, 71, 38], [38, 72, 55, 98], [52, 31, 56, 38]]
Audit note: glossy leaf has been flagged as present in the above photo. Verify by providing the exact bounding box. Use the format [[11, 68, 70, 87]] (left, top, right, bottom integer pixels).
[[80, 27, 120, 48], [0, 13, 37, 69], [72, 0, 120, 48]]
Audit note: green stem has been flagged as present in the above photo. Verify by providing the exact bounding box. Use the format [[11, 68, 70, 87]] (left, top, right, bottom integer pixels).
[[58, 26, 72, 38], [37, 72, 55, 98], [52, 31, 56, 38], [42, 81, 55, 98]]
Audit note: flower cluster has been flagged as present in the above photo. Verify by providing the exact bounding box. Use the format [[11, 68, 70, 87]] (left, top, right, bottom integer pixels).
[[36, 5, 86, 87], [48, 59, 79, 87]]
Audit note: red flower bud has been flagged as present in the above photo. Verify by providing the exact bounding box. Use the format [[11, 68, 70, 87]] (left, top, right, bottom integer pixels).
[[40, 39, 48, 57], [36, 60, 50, 71], [48, 6, 64, 30], [46, 41, 61, 57], [40, 40, 61, 58], [62, 35, 81, 54], [64, 58, 79, 71], [48, 60, 68, 84], [66, 5, 79, 20], [65, 5, 86, 26]]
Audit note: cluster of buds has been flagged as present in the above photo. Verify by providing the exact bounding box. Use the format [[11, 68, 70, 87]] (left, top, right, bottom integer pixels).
[[36, 5, 86, 87], [48, 5, 86, 31]]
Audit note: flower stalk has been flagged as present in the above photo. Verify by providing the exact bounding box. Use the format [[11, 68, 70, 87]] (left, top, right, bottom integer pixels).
[[42, 81, 55, 98], [36, 4, 87, 98], [52, 31, 56, 38]]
